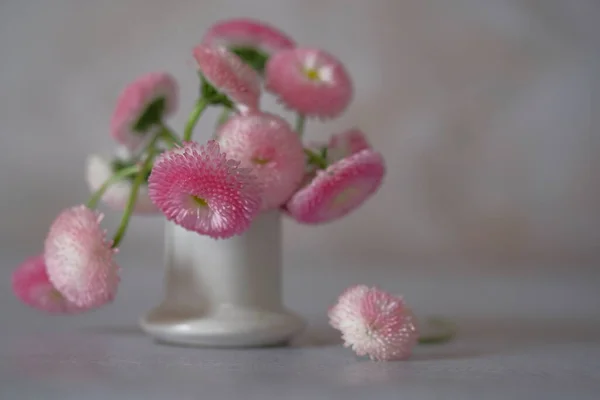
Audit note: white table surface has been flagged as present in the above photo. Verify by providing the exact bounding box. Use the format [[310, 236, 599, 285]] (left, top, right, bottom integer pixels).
[[1, 252, 599, 399]]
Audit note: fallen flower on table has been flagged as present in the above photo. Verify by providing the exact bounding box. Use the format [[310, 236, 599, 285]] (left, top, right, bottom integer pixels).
[[328, 285, 418, 361]]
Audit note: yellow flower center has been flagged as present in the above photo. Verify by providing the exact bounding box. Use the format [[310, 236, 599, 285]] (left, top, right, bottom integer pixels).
[[191, 196, 208, 207], [252, 157, 271, 165], [304, 68, 320, 81]]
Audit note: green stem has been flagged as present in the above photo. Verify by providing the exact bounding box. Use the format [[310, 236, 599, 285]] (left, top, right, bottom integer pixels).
[[418, 333, 455, 345], [111, 136, 159, 248], [304, 148, 327, 169], [183, 98, 209, 142], [417, 317, 456, 345], [295, 114, 306, 136], [86, 165, 140, 209], [159, 122, 182, 148]]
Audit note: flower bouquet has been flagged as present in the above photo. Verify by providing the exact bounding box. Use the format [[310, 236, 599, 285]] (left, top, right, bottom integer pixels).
[[12, 18, 452, 359]]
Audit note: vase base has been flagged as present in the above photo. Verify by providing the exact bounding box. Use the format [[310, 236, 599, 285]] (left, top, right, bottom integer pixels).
[[140, 304, 305, 348]]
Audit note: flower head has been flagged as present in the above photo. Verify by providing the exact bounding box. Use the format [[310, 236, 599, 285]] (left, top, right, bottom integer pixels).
[[85, 153, 158, 214], [148, 140, 261, 238], [44, 205, 120, 308], [193, 44, 261, 109], [12, 254, 83, 314], [265, 48, 353, 118], [217, 112, 305, 210], [203, 18, 295, 72], [285, 149, 385, 224], [328, 285, 418, 361], [110, 72, 178, 151]]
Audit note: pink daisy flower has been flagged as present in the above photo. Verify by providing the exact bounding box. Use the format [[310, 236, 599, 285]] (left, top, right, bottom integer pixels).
[[193, 44, 261, 109], [328, 285, 418, 361], [148, 140, 261, 238], [12, 254, 83, 314], [85, 153, 159, 214], [285, 149, 385, 224], [265, 48, 353, 118], [203, 18, 295, 72], [217, 112, 305, 210], [44, 205, 120, 308], [110, 72, 178, 151]]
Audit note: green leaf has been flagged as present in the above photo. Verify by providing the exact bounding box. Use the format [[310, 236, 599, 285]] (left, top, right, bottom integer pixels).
[[133, 97, 166, 133], [320, 147, 328, 161], [199, 74, 234, 108], [230, 46, 269, 73]]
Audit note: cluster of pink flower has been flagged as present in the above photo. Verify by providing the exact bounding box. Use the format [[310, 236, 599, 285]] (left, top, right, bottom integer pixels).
[[12, 19, 417, 361]]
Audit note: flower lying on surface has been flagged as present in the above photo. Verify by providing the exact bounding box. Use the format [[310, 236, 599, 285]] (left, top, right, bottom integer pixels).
[[265, 48, 353, 118], [217, 112, 305, 210], [110, 72, 178, 151], [193, 44, 261, 110], [202, 18, 295, 73], [44, 205, 120, 309], [148, 140, 262, 238], [12, 254, 83, 314], [285, 149, 385, 224], [85, 153, 158, 214], [328, 285, 418, 361]]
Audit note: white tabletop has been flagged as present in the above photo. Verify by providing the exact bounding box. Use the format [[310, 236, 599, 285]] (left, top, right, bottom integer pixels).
[[1, 252, 599, 400]]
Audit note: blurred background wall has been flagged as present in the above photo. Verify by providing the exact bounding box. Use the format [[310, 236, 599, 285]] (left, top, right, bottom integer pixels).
[[0, 0, 597, 268]]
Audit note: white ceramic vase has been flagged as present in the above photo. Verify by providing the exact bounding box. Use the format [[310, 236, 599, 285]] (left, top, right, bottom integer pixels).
[[140, 211, 305, 347]]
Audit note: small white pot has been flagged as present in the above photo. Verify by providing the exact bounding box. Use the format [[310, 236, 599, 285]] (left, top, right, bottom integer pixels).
[[140, 211, 305, 347]]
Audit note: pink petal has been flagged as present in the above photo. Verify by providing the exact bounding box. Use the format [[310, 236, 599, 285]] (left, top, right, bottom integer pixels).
[[193, 44, 261, 109], [265, 48, 353, 118], [44, 205, 120, 308], [203, 18, 295, 54], [12, 254, 84, 314], [217, 112, 305, 210], [285, 149, 385, 224], [328, 285, 419, 361], [148, 140, 262, 238]]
